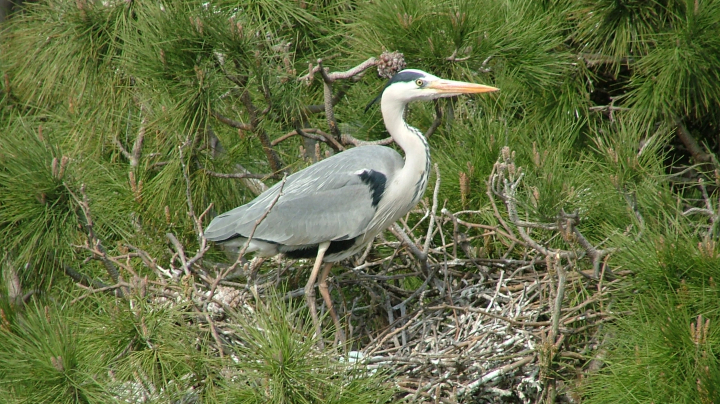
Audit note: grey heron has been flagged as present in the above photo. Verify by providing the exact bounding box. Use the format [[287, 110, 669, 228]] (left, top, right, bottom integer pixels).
[[205, 69, 498, 343]]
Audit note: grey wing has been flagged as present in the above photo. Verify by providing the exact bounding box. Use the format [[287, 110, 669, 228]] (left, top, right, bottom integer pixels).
[[204, 145, 404, 246]]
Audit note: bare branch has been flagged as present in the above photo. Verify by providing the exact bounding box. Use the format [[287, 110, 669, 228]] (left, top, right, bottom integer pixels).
[[239, 88, 284, 173], [340, 133, 394, 147], [299, 57, 377, 83], [488, 147, 618, 279], [459, 356, 535, 397], [302, 83, 349, 115], [66, 183, 125, 293], [424, 100, 443, 138], [211, 109, 253, 131], [272, 128, 345, 151], [676, 118, 716, 167], [207, 174, 288, 300], [202, 168, 270, 179], [549, 255, 567, 342], [131, 116, 147, 167], [446, 48, 472, 62], [423, 164, 441, 255], [215, 68, 284, 173], [114, 108, 147, 168], [114, 139, 134, 164], [70, 282, 132, 304], [320, 65, 340, 137]]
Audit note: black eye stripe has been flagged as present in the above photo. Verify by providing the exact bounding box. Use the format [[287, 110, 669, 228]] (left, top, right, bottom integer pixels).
[[387, 71, 425, 86], [365, 70, 428, 112]]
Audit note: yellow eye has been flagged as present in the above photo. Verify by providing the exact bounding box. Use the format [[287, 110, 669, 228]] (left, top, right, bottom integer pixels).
[[415, 79, 424, 87]]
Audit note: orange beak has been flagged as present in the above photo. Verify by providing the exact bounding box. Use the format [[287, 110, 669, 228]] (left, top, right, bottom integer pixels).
[[427, 79, 499, 94]]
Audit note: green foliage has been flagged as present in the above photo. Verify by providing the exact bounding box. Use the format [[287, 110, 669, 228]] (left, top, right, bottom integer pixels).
[[2, 0, 720, 402], [350, 0, 586, 121], [221, 295, 392, 403], [0, 301, 114, 403], [583, 232, 720, 403], [625, 0, 720, 124], [570, 0, 682, 73], [0, 292, 391, 403], [0, 122, 81, 283], [86, 297, 213, 392], [0, 1, 129, 106]]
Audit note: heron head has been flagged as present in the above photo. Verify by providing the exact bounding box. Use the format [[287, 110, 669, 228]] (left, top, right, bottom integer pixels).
[[366, 69, 498, 111]]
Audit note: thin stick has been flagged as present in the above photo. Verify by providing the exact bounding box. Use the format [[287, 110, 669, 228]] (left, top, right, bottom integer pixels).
[[207, 175, 288, 301], [549, 255, 567, 342], [423, 164, 441, 255], [299, 57, 377, 83]]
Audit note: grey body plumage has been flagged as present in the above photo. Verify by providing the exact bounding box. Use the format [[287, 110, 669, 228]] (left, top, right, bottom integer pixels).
[[204, 69, 498, 344], [204, 145, 406, 261]]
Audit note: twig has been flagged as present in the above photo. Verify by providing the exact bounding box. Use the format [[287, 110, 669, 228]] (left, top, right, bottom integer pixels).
[[202, 168, 270, 179], [391, 224, 427, 266], [557, 210, 617, 279], [114, 114, 146, 168], [340, 134, 394, 147], [302, 84, 349, 115], [272, 127, 345, 151], [297, 58, 378, 141], [459, 355, 535, 396], [549, 255, 566, 342], [424, 100, 443, 138], [66, 183, 125, 294], [446, 48, 472, 62], [429, 304, 551, 327], [299, 57, 377, 83], [317, 60, 341, 138], [210, 109, 253, 131], [167, 233, 192, 278], [368, 310, 424, 355], [218, 71, 284, 173], [70, 282, 131, 304], [423, 164, 441, 255], [489, 147, 618, 279], [675, 118, 715, 166], [202, 308, 226, 358], [242, 90, 285, 173], [207, 175, 288, 298], [61, 262, 108, 289], [234, 163, 269, 195]]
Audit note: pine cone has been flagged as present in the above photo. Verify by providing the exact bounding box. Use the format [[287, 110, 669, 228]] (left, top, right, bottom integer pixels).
[[376, 51, 406, 79]]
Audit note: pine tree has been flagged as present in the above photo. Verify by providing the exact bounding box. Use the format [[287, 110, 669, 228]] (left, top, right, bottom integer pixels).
[[1, 0, 720, 403]]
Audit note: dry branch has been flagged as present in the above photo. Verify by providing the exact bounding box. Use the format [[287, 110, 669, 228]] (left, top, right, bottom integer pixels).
[[272, 127, 345, 151], [299, 57, 377, 83], [340, 134, 394, 147], [210, 109, 253, 131], [202, 168, 270, 180], [66, 183, 127, 295]]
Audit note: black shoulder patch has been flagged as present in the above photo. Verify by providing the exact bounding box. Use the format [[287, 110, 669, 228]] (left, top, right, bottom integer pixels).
[[358, 169, 387, 208]]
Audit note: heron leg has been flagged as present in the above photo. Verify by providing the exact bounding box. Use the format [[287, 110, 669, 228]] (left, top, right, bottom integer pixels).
[[318, 262, 346, 345], [305, 241, 331, 346]]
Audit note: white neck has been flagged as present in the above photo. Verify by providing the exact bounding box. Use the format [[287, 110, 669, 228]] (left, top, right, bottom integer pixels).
[[381, 96, 430, 176]]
